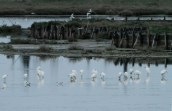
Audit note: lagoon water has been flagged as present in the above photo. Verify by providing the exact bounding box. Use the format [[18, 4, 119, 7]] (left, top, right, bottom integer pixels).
[[0, 15, 172, 28], [0, 54, 171, 111]]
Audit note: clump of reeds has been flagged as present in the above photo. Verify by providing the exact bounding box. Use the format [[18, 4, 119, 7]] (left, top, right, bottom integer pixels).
[[38, 44, 52, 52], [68, 44, 84, 50], [105, 45, 116, 51]]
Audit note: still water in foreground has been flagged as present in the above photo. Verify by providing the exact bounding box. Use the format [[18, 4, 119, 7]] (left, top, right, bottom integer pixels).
[[0, 54, 171, 111]]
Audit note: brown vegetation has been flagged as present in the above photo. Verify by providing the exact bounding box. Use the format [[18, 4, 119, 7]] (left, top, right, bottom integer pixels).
[[0, 0, 172, 15]]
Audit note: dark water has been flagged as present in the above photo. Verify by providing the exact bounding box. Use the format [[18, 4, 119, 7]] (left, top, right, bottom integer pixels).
[[0, 15, 172, 28], [0, 54, 171, 111]]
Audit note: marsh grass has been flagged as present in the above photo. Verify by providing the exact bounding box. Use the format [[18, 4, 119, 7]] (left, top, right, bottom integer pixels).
[[38, 44, 52, 52], [68, 44, 84, 50], [105, 45, 116, 51], [0, 0, 172, 15], [0, 25, 21, 33]]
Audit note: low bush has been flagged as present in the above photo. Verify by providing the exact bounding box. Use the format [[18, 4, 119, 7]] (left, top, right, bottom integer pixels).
[[38, 44, 52, 52], [68, 37, 78, 42], [105, 45, 116, 51], [68, 44, 84, 50]]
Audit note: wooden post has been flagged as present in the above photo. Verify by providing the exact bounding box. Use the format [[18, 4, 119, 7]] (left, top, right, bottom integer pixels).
[[55, 25, 57, 40], [164, 32, 168, 49], [131, 30, 135, 47], [57, 26, 60, 39], [67, 26, 69, 38], [147, 31, 150, 47]]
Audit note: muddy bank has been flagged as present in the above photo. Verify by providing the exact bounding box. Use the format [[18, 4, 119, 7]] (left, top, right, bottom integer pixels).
[[0, 44, 171, 58], [0, 2, 172, 16]]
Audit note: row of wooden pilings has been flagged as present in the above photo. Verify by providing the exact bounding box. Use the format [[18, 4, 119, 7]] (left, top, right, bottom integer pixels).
[[30, 24, 172, 49]]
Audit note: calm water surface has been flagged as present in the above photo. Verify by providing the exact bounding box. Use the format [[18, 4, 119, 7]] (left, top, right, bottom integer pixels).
[[0, 15, 172, 28], [0, 54, 171, 111]]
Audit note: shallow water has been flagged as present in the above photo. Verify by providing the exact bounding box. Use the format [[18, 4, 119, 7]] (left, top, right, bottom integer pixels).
[[0, 54, 171, 111], [0, 15, 172, 28]]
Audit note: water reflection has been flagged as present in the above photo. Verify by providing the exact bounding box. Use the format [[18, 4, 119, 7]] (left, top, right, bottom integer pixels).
[[1, 54, 172, 111], [118, 79, 122, 85], [146, 76, 150, 84], [134, 78, 141, 84], [161, 78, 167, 84]]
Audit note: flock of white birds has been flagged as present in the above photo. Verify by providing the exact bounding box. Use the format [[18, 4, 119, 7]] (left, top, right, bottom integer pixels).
[[1, 66, 168, 89], [70, 9, 92, 20]]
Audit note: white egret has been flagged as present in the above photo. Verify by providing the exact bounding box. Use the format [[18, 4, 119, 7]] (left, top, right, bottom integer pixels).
[[118, 72, 122, 79], [145, 66, 150, 75], [72, 70, 77, 79], [91, 73, 97, 80], [87, 12, 91, 16], [31, 12, 35, 15], [134, 70, 141, 78], [2, 75, 8, 82], [130, 69, 133, 75], [36, 66, 41, 71], [124, 72, 128, 78], [106, 17, 111, 20], [68, 73, 75, 80], [88, 9, 92, 13], [100, 72, 106, 80], [24, 73, 27, 79], [57, 82, 63, 86], [80, 69, 84, 78], [37, 70, 42, 77], [161, 70, 167, 78], [70, 13, 74, 20]]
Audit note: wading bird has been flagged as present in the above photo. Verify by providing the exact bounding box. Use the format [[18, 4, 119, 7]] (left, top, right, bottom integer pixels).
[[24, 73, 27, 79], [2, 75, 8, 82], [100, 72, 106, 80], [118, 72, 122, 79], [134, 70, 141, 78], [80, 69, 84, 78], [145, 66, 150, 76], [160, 70, 167, 78]]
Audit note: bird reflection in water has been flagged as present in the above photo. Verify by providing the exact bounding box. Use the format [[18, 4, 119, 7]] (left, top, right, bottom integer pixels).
[[134, 78, 141, 84], [124, 77, 128, 85], [3, 82, 7, 88], [101, 79, 105, 85], [70, 78, 77, 84], [80, 79, 84, 84], [130, 76, 133, 83], [146, 76, 150, 84], [161, 78, 167, 84], [118, 79, 122, 85]]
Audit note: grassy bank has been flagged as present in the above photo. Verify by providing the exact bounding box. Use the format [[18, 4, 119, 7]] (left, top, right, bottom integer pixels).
[[0, 0, 172, 15]]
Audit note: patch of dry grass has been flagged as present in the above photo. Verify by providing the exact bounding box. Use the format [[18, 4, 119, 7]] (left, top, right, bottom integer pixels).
[[68, 44, 84, 50], [0, 0, 172, 15]]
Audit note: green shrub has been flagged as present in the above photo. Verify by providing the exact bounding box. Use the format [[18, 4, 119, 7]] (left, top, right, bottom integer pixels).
[[68, 44, 84, 50], [68, 37, 77, 42]]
